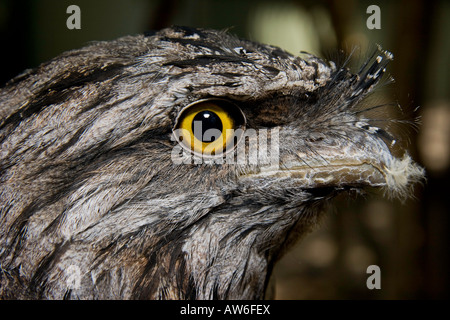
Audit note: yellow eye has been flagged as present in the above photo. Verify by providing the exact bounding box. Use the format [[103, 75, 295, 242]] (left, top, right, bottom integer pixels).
[[173, 99, 246, 157]]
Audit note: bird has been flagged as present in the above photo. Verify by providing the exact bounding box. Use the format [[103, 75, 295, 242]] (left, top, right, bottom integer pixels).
[[0, 26, 424, 299]]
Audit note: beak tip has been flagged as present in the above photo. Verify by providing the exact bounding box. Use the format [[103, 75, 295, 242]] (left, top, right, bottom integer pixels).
[[381, 153, 425, 200]]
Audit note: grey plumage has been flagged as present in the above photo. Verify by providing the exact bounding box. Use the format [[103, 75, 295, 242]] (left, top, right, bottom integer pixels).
[[0, 26, 423, 299]]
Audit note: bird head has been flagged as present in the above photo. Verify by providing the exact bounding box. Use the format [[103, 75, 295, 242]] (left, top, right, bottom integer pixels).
[[0, 26, 424, 299]]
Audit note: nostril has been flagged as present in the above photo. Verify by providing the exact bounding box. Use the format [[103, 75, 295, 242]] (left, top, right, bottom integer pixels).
[[305, 135, 325, 143], [308, 137, 324, 142]]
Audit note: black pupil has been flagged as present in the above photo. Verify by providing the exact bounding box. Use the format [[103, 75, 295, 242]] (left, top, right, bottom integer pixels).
[[192, 111, 223, 142]]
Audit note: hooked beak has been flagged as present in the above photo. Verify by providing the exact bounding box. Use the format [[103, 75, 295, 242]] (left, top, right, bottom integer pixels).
[[239, 132, 424, 200]]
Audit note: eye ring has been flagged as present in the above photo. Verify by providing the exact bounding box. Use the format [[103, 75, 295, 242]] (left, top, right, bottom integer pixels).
[[173, 99, 246, 158]]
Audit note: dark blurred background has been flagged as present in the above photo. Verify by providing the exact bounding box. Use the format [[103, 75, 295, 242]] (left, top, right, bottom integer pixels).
[[0, 0, 448, 299]]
